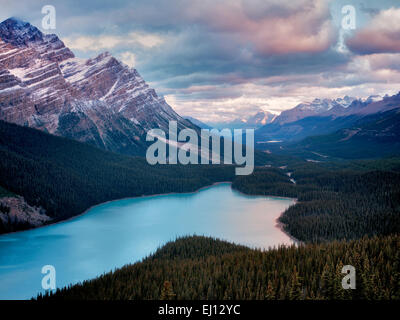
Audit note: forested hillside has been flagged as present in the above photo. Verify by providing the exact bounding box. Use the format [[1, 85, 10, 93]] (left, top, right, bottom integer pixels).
[[281, 108, 400, 160], [38, 235, 400, 300], [233, 161, 400, 242], [0, 185, 14, 198], [2, 119, 400, 242], [0, 120, 236, 233], [3, 120, 398, 301], [0, 120, 298, 234], [2, 120, 400, 302]]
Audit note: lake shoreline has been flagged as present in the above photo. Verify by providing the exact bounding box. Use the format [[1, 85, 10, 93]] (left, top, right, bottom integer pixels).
[[0, 181, 231, 236], [54, 180, 298, 233], [230, 187, 297, 201], [0, 181, 299, 246], [0, 182, 300, 299], [275, 214, 301, 245], [229, 187, 300, 244]]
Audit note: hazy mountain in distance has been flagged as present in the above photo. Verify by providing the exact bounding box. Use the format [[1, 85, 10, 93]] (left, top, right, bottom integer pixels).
[[184, 116, 212, 129], [285, 103, 400, 160], [246, 111, 277, 127], [0, 17, 196, 155], [208, 110, 276, 129]]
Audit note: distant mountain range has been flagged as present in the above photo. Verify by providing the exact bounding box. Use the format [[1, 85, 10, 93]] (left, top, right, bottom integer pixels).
[[256, 92, 400, 160], [183, 92, 400, 161], [255, 93, 400, 144], [285, 106, 400, 160], [273, 96, 356, 125], [186, 110, 276, 130], [0, 17, 196, 155], [243, 111, 276, 127]]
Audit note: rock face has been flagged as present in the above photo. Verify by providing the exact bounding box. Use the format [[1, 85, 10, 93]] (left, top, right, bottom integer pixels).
[[207, 110, 277, 129], [245, 111, 276, 127], [0, 195, 50, 231], [0, 18, 195, 155]]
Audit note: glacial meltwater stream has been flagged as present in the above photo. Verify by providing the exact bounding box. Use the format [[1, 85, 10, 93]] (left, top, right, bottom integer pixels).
[[0, 183, 295, 299]]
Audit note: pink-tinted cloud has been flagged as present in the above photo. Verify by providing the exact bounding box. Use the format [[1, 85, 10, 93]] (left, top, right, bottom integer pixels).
[[347, 8, 400, 54], [187, 0, 336, 55]]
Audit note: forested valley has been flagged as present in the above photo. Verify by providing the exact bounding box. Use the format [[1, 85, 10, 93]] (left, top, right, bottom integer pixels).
[[1, 121, 399, 300], [0, 119, 294, 234]]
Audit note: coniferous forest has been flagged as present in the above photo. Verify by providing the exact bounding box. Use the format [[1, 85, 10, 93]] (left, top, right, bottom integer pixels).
[[1, 120, 399, 300], [233, 163, 400, 242], [37, 235, 400, 300], [2, 0, 400, 304], [0, 120, 235, 233]]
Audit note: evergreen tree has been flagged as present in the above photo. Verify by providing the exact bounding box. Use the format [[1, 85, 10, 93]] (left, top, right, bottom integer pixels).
[[160, 281, 176, 300]]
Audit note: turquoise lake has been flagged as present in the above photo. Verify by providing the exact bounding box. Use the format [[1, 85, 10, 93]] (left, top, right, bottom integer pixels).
[[0, 183, 295, 299]]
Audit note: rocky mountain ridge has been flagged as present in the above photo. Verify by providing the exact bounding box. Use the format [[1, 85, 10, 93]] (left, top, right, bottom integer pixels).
[[0, 17, 195, 155], [255, 93, 400, 144], [273, 96, 356, 125]]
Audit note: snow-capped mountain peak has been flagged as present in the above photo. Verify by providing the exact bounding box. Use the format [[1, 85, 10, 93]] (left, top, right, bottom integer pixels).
[[0, 18, 195, 155], [273, 96, 356, 124], [364, 95, 382, 104], [0, 17, 44, 45]]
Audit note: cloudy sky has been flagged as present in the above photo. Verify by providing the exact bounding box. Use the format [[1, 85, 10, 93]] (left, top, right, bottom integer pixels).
[[1, 0, 400, 122]]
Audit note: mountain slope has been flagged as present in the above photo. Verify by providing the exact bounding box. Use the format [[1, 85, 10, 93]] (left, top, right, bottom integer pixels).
[[0, 119, 299, 234], [184, 116, 212, 129], [0, 17, 195, 155], [256, 113, 361, 144], [287, 107, 400, 159], [237, 110, 276, 128], [0, 120, 235, 233]]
